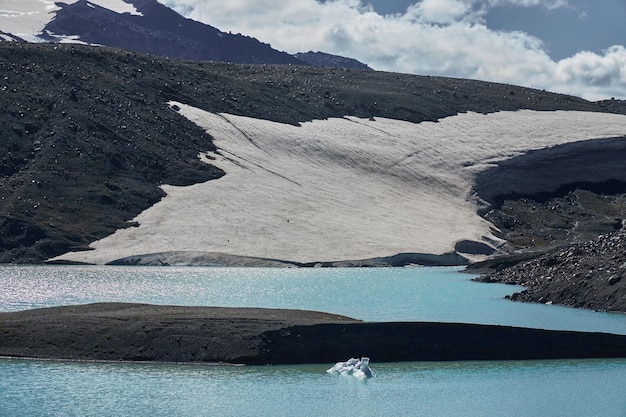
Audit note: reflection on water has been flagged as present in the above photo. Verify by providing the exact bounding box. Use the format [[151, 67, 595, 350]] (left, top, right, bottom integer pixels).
[[0, 265, 625, 334]]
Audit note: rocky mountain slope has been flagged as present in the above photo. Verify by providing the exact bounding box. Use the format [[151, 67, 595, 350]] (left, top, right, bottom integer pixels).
[[41, 0, 303, 64], [2, 42, 623, 264]]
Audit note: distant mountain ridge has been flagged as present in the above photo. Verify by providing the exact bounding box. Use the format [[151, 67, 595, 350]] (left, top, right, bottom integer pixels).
[[0, 0, 372, 69], [294, 51, 373, 71], [42, 0, 303, 64]]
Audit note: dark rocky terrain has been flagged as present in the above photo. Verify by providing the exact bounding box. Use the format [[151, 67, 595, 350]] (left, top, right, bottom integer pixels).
[[2, 303, 626, 364], [468, 136, 626, 313], [293, 51, 372, 70], [2, 42, 626, 314], [470, 189, 626, 312]]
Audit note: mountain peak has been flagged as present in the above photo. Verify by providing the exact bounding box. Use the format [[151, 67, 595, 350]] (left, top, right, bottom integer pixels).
[[1, 0, 305, 65], [1, 0, 375, 68]]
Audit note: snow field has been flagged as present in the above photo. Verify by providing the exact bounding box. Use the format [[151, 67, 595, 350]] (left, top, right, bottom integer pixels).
[[49, 105, 626, 264]]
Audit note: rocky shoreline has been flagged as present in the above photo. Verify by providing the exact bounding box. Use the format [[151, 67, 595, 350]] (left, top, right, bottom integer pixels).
[[471, 227, 626, 313], [2, 303, 626, 365], [469, 188, 626, 313]]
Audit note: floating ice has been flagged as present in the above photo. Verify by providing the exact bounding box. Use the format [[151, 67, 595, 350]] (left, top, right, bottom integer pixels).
[[327, 357, 373, 379]]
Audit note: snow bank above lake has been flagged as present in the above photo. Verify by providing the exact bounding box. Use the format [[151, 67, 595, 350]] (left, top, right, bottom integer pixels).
[[48, 106, 626, 265]]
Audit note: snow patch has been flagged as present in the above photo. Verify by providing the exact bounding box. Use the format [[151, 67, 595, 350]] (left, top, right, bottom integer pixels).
[[88, 0, 143, 16], [0, 0, 59, 36], [47, 107, 626, 265], [43, 31, 94, 45]]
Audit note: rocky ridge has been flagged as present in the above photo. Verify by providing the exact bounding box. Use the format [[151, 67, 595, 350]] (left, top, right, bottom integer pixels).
[[42, 0, 304, 65], [293, 51, 373, 71], [1, 0, 370, 70]]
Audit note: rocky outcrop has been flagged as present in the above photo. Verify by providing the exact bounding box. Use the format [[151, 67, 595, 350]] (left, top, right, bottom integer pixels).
[[469, 131, 626, 313], [473, 226, 626, 312]]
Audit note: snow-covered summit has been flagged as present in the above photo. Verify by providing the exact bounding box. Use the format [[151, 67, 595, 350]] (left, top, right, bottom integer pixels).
[[0, 0, 303, 64], [0, 0, 141, 42]]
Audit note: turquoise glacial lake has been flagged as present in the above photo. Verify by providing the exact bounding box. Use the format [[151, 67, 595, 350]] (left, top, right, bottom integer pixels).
[[1, 265, 625, 416]]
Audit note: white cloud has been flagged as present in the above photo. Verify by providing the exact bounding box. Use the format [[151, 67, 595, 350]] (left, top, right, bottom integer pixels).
[[160, 0, 626, 100], [555, 45, 626, 100], [406, 0, 471, 24]]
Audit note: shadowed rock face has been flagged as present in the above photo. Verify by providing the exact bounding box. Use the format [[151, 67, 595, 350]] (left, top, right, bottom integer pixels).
[[474, 137, 626, 212], [2, 303, 626, 364]]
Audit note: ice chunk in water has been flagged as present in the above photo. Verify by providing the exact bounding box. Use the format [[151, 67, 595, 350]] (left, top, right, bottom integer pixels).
[[327, 357, 373, 379]]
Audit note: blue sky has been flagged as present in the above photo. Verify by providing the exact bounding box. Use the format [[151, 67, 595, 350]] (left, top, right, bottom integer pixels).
[[365, 1, 625, 60], [162, 0, 626, 100]]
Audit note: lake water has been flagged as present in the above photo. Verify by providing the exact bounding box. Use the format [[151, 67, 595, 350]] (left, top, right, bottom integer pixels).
[[1, 265, 625, 416]]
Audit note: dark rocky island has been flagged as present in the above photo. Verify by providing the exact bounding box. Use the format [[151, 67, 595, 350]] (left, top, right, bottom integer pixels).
[[2, 303, 626, 364]]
